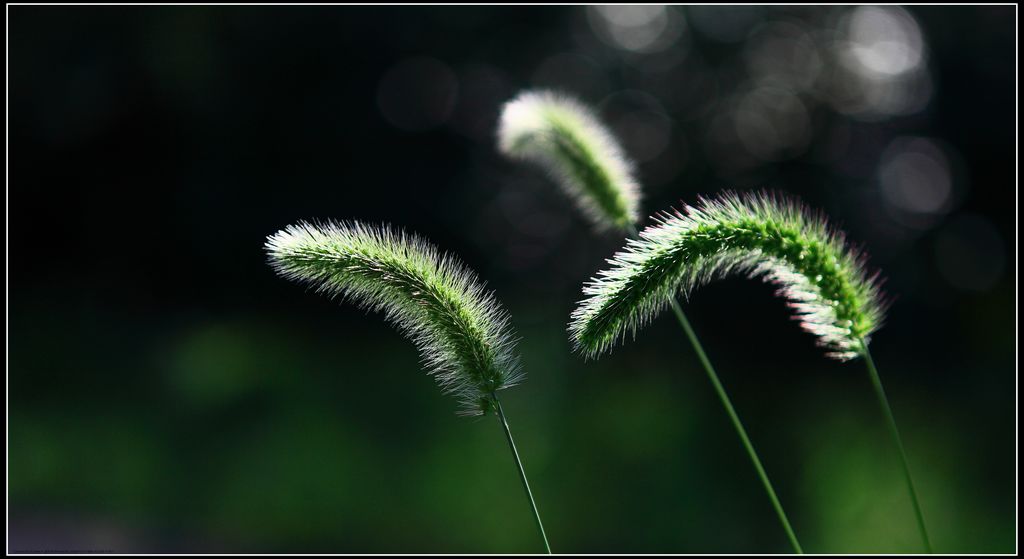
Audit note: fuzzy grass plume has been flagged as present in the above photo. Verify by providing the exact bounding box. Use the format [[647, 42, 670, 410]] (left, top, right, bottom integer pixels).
[[497, 90, 640, 231], [571, 191, 887, 361], [265, 221, 522, 415]]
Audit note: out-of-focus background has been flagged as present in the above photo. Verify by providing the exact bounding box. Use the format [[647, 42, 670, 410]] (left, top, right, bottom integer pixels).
[[7, 5, 1016, 554]]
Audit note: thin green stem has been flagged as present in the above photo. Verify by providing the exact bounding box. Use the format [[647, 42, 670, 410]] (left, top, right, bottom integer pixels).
[[668, 299, 804, 554], [860, 341, 933, 553], [493, 394, 552, 554], [625, 223, 802, 554]]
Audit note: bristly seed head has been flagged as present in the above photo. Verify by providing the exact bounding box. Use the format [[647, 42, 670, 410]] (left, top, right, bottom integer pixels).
[[266, 221, 523, 415], [497, 90, 641, 232], [570, 191, 888, 361]]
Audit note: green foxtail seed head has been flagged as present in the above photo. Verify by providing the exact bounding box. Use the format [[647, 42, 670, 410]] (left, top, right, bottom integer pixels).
[[266, 221, 522, 415], [570, 191, 887, 361], [497, 90, 641, 231]]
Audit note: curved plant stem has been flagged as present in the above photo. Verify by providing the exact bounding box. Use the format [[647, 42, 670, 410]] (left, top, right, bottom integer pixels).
[[860, 341, 933, 553], [493, 394, 552, 554], [624, 223, 803, 553]]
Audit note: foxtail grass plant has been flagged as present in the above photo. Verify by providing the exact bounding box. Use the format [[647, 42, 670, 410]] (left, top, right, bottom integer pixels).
[[571, 191, 931, 553], [499, 90, 803, 552], [498, 90, 640, 231], [265, 221, 551, 553]]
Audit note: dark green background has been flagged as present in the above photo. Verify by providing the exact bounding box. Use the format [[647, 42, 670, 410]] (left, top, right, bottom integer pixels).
[[8, 5, 1016, 553]]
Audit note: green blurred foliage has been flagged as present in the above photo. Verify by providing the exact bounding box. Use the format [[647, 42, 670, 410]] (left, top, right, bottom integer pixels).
[[8, 297, 1016, 552]]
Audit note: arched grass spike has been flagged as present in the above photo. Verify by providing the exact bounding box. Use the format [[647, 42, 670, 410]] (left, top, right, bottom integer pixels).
[[266, 221, 552, 553], [497, 90, 641, 231], [571, 191, 887, 361], [265, 220, 522, 416]]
